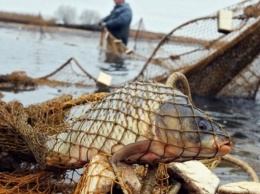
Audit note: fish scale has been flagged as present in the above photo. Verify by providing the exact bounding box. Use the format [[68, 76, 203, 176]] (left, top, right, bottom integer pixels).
[[17, 80, 231, 169], [46, 81, 185, 167]]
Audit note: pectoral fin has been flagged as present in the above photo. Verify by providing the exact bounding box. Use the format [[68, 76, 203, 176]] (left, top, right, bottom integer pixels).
[[111, 140, 151, 164]]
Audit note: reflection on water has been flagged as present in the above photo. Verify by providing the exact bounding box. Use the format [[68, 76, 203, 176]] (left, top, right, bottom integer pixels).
[[1, 23, 260, 185], [104, 52, 124, 66], [100, 52, 128, 72]]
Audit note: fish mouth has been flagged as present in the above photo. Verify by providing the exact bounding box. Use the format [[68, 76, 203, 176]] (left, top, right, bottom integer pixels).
[[215, 141, 233, 154]]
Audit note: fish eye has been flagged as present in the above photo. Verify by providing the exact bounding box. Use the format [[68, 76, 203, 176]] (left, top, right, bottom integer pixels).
[[198, 119, 209, 130]]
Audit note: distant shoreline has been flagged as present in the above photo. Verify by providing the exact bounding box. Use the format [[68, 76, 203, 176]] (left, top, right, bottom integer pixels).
[[0, 11, 167, 40]]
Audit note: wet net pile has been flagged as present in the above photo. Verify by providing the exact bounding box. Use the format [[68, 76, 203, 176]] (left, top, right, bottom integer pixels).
[[0, 93, 106, 193], [0, 75, 231, 193]]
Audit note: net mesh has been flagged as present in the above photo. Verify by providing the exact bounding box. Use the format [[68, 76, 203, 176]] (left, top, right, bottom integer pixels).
[[36, 58, 98, 88], [137, 0, 260, 98], [0, 74, 231, 193], [0, 0, 258, 98], [1, 0, 259, 192]]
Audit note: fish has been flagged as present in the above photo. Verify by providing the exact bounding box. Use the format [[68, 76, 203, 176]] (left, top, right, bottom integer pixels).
[[45, 81, 232, 168]]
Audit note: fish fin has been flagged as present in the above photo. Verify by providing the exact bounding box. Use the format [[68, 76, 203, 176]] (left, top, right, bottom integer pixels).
[[111, 140, 151, 164]]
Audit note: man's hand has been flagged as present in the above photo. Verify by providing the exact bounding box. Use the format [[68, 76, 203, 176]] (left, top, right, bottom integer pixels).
[[101, 22, 106, 27], [98, 21, 106, 27]]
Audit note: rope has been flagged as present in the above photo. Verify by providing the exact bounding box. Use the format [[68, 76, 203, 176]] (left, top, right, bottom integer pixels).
[[165, 72, 191, 99], [222, 154, 259, 183]]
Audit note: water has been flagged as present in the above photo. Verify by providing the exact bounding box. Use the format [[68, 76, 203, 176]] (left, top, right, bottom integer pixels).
[[192, 96, 260, 184], [1, 0, 260, 187]]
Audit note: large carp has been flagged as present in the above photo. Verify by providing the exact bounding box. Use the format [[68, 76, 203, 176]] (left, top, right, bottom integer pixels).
[[45, 81, 232, 168]]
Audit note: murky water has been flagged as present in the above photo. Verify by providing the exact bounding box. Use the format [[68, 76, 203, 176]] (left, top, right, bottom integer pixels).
[[1, 22, 260, 186], [192, 96, 260, 184]]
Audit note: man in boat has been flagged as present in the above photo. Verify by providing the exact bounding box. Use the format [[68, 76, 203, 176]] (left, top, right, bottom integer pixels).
[[100, 0, 132, 45]]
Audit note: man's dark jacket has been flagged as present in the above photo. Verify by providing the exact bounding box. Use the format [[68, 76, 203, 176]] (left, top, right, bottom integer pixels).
[[103, 3, 132, 45]]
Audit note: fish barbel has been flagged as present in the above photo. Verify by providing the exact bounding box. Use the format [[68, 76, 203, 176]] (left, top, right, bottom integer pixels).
[[46, 81, 232, 168]]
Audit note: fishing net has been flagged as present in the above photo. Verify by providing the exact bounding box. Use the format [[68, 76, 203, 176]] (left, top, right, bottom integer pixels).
[[99, 28, 129, 54], [218, 54, 260, 98], [99, 19, 158, 59], [0, 93, 106, 193], [1, 0, 258, 98], [0, 73, 232, 193], [137, 0, 260, 98], [0, 71, 36, 91], [35, 58, 98, 88]]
